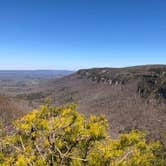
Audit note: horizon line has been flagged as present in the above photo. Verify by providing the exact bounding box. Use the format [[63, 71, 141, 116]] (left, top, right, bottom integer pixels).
[[0, 64, 165, 71]]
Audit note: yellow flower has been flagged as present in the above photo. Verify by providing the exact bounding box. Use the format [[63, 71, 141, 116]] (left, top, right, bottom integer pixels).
[[15, 155, 28, 166]]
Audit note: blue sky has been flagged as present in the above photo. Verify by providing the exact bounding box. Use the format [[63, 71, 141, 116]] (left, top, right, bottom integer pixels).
[[0, 0, 166, 70]]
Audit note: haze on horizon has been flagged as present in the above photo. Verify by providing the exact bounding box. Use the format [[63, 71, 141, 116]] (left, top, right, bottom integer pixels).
[[0, 0, 166, 70]]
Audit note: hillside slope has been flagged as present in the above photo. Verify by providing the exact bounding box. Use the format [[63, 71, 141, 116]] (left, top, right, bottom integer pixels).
[[0, 96, 31, 127], [39, 65, 166, 146]]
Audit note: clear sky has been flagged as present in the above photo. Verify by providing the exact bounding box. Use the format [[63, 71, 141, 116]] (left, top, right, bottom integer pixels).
[[0, 0, 166, 70]]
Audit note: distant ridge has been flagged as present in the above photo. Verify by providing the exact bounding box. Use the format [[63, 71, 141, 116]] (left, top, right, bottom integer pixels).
[[0, 70, 74, 81], [0, 70, 74, 74]]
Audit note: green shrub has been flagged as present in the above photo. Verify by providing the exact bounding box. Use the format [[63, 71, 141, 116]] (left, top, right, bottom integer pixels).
[[0, 104, 165, 166]]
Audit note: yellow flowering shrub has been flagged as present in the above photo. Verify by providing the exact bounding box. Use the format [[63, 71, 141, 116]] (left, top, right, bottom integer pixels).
[[0, 104, 165, 166]]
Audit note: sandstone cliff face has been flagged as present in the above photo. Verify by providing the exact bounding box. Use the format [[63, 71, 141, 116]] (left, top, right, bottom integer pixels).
[[78, 66, 166, 101]]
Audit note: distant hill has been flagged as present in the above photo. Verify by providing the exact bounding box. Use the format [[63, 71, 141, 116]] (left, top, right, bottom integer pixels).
[[0, 70, 74, 80], [35, 65, 166, 146]]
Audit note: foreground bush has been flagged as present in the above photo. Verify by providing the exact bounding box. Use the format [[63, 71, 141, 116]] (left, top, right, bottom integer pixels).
[[0, 104, 165, 166]]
